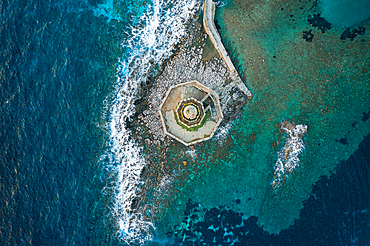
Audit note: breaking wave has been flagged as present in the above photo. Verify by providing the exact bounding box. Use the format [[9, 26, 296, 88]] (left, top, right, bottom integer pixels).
[[101, 0, 198, 244], [271, 121, 307, 189]]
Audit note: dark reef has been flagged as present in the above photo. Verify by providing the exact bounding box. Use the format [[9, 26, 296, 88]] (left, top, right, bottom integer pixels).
[[302, 29, 314, 42], [340, 26, 366, 41], [362, 110, 370, 122], [308, 14, 332, 33]]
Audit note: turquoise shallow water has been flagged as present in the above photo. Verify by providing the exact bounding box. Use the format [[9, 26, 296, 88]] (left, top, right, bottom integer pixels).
[[150, 0, 370, 244], [320, 0, 370, 28], [2, 0, 370, 245], [170, 133, 370, 245]]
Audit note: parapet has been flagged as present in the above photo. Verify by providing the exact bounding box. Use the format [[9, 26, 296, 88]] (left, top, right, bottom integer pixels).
[[203, 0, 253, 99]]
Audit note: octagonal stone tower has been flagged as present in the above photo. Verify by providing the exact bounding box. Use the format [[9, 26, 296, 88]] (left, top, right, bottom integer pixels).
[[159, 81, 223, 146]]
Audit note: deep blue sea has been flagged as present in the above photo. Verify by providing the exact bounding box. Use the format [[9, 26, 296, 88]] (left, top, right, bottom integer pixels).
[[0, 0, 122, 244], [1, 0, 370, 245]]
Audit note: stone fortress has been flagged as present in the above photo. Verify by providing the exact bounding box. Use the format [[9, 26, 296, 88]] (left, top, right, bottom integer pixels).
[[159, 81, 223, 146], [158, 0, 253, 146]]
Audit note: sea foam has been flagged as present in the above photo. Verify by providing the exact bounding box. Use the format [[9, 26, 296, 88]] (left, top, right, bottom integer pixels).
[[101, 0, 198, 244], [271, 122, 307, 189]]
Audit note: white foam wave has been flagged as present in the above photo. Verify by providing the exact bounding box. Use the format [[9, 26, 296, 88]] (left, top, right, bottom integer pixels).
[[186, 148, 198, 160], [214, 123, 232, 140], [271, 122, 307, 189], [102, 0, 198, 244]]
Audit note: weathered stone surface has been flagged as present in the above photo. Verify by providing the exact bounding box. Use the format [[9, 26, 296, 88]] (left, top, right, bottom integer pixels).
[[159, 81, 222, 146]]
